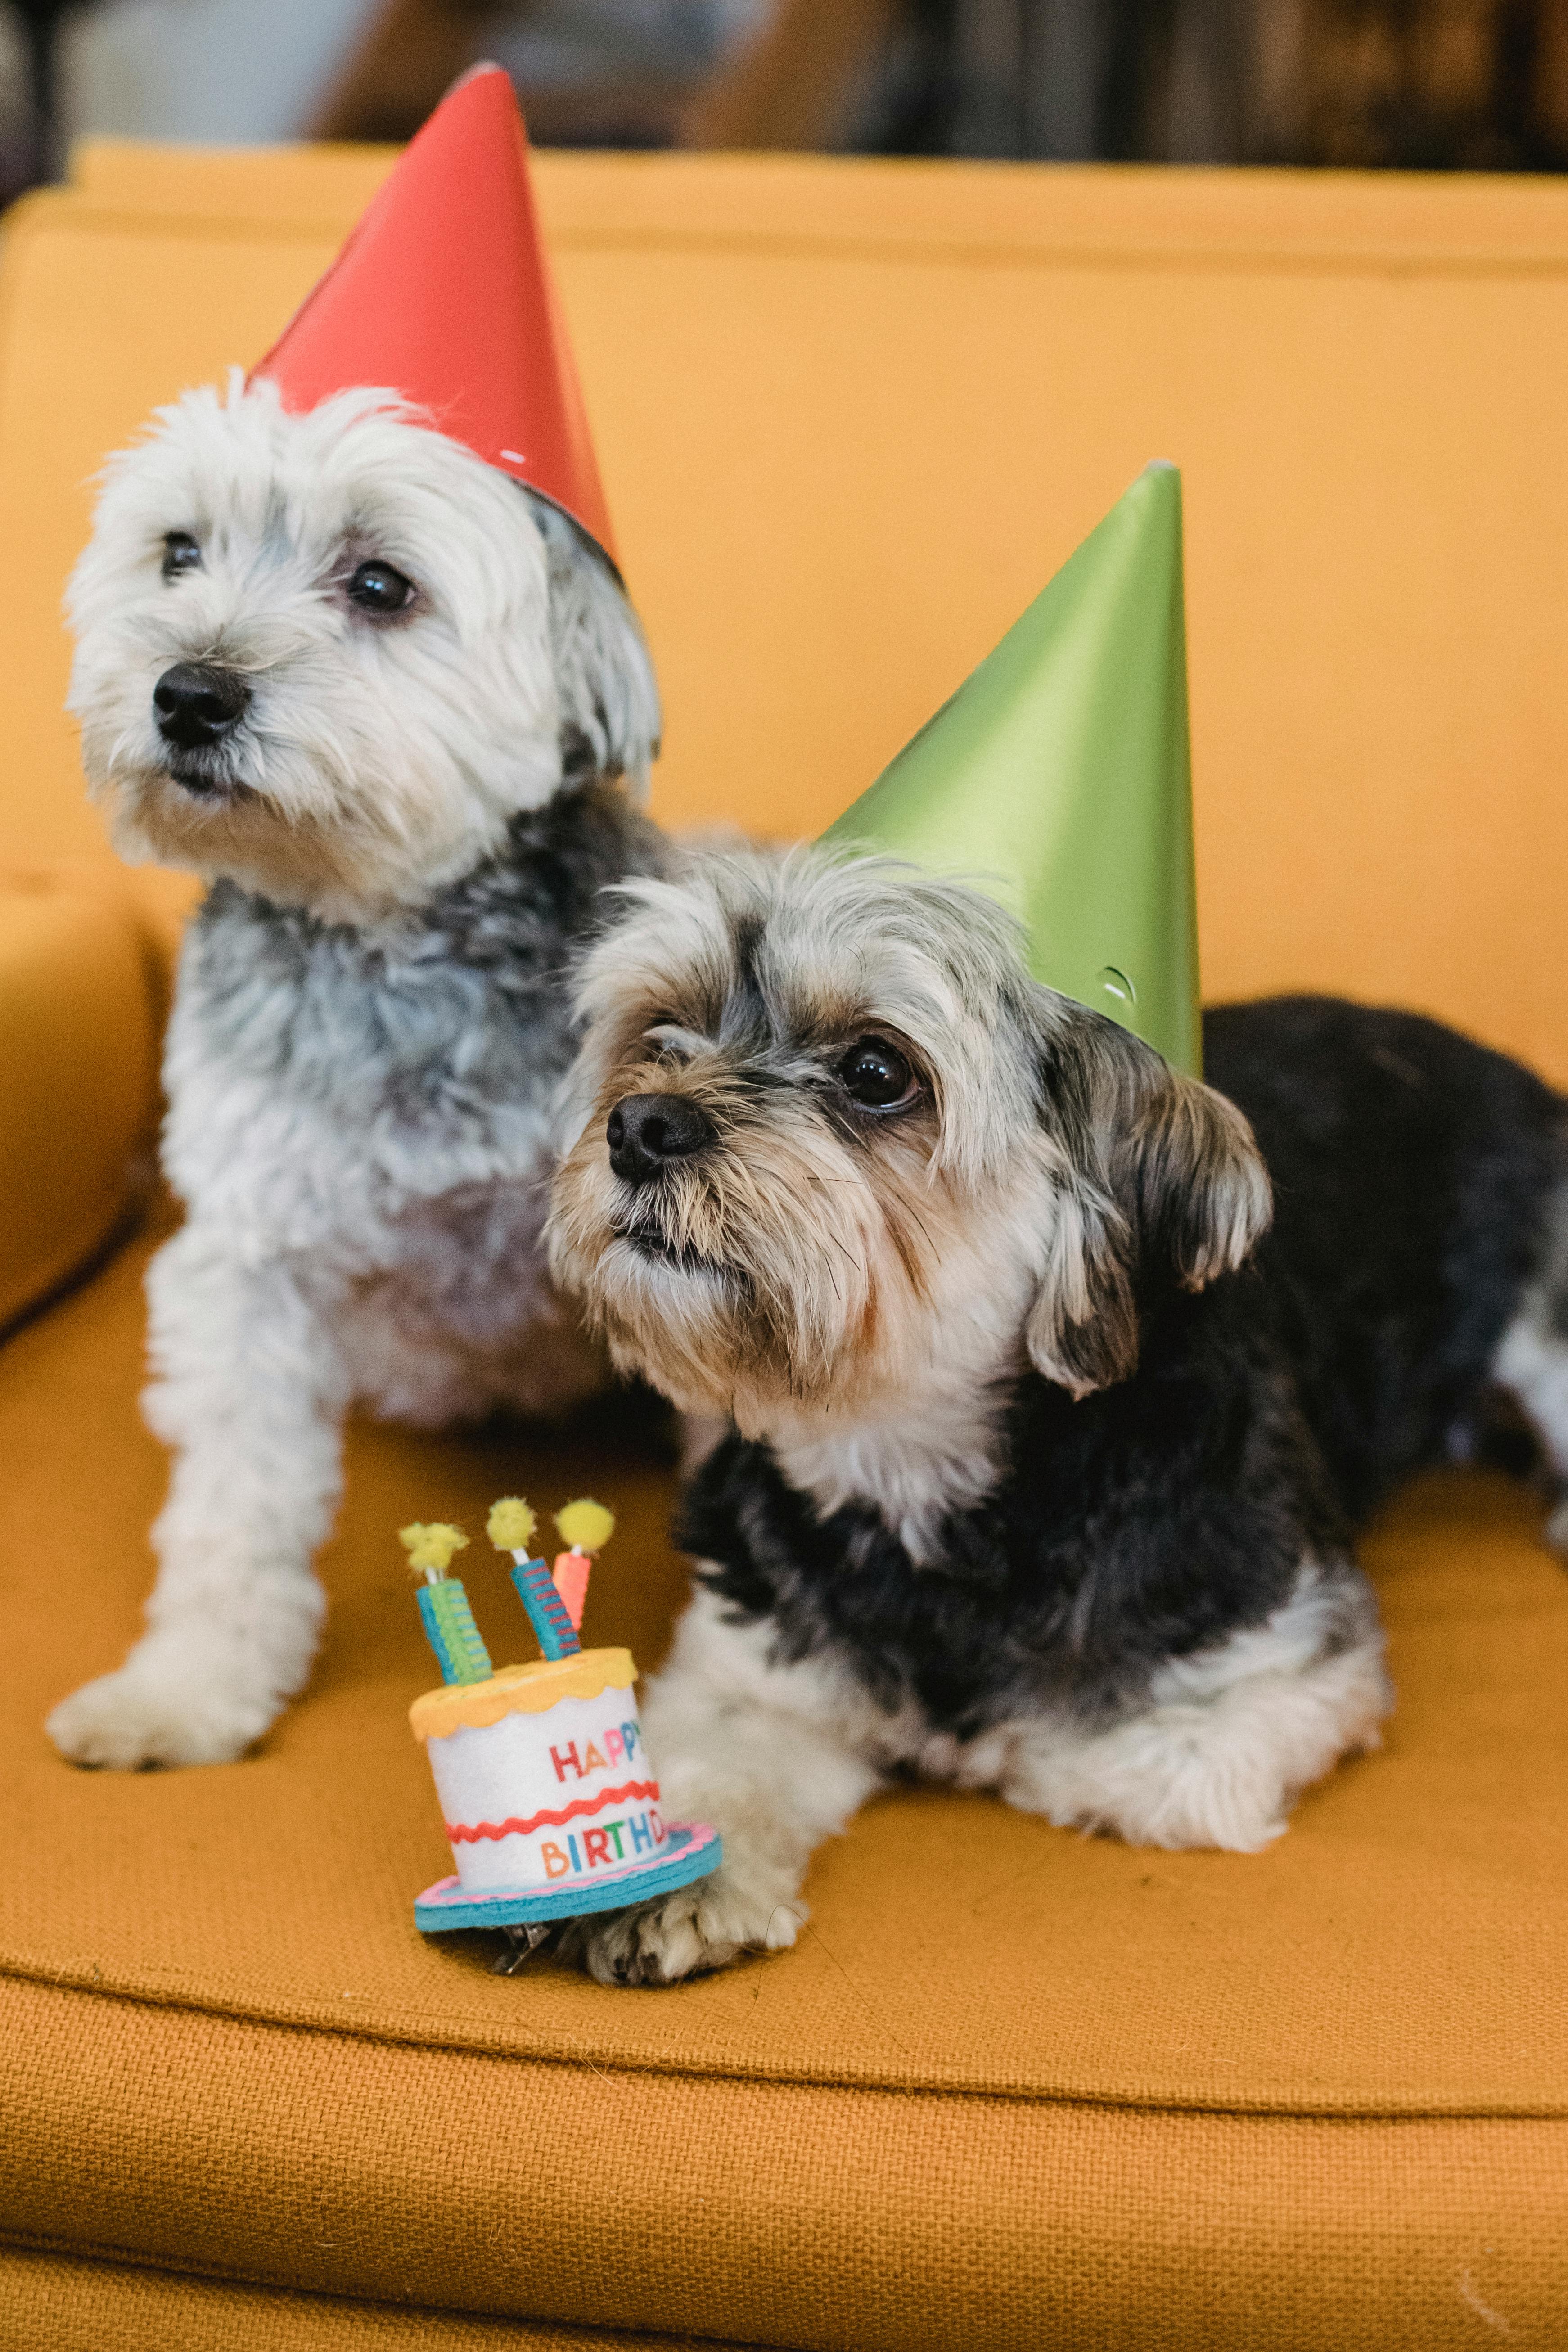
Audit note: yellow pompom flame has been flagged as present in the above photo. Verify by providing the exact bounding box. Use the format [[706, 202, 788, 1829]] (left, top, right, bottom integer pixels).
[[554, 1498, 615, 1556], [399, 1521, 469, 1578], [487, 1496, 538, 1553]]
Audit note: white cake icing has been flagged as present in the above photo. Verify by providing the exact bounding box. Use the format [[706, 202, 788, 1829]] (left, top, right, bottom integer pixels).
[[410, 1648, 671, 1896]]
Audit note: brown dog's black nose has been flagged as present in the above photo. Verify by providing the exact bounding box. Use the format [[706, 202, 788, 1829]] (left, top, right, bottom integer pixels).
[[154, 661, 250, 752], [608, 1092, 711, 1186]]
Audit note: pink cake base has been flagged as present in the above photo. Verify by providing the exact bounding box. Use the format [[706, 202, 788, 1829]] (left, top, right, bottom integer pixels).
[[414, 1820, 721, 1932]]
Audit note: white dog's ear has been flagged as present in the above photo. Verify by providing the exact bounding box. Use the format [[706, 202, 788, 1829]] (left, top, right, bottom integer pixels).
[[525, 491, 662, 799], [1026, 1007, 1272, 1398]]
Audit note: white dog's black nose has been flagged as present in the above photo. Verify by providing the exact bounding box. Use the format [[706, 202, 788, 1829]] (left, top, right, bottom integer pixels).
[[607, 1092, 711, 1185], [154, 661, 250, 752]]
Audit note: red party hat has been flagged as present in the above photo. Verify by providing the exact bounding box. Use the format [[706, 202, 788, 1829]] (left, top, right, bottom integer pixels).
[[253, 64, 617, 568]]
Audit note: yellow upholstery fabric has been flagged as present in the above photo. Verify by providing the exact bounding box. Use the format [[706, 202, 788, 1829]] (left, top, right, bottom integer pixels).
[[6, 144, 1568, 2347], [6, 1977, 1568, 2351], [0, 871, 157, 1331], [0, 2247, 734, 2352], [5, 1232, 1568, 2119], [5, 1230, 1568, 2344], [5, 147, 1568, 1076]]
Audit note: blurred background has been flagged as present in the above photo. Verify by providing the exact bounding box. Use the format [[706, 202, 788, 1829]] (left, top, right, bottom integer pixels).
[[0, 0, 1561, 204]]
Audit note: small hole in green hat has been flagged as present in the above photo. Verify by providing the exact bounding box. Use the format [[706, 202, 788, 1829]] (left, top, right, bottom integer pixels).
[[1099, 967, 1137, 1007]]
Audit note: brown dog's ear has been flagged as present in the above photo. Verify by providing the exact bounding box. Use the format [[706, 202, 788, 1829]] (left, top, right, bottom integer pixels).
[[1025, 1171, 1141, 1399], [1025, 1010, 1272, 1398]]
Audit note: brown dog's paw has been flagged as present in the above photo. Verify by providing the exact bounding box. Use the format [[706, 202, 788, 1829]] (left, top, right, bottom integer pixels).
[[563, 1870, 806, 1987]]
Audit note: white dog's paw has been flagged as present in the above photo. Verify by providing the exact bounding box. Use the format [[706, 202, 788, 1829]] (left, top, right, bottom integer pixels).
[[47, 1654, 277, 1769], [567, 1868, 807, 1987]]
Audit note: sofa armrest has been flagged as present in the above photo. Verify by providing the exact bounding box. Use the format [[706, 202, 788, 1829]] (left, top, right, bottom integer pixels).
[[0, 871, 159, 1331]]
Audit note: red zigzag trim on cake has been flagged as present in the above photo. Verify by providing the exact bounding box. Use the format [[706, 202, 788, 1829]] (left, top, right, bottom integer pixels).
[[445, 1780, 660, 1843]]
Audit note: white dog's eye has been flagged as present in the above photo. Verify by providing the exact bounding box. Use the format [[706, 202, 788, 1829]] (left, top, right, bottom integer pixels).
[[345, 559, 415, 616], [161, 532, 202, 581], [838, 1035, 919, 1113]]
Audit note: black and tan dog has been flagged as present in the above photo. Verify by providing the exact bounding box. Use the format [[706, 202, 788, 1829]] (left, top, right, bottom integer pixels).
[[548, 847, 1568, 1984]]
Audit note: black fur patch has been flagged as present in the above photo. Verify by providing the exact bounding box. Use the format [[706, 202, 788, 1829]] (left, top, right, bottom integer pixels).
[[680, 996, 1564, 1733], [1205, 996, 1562, 1522]]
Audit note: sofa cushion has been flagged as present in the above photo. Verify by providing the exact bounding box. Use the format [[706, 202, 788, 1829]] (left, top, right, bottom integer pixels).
[[0, 871, 158, 1333], [4, 1229, 1567, 2343]]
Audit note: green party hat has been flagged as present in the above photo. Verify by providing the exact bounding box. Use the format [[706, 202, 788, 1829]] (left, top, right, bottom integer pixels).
[[822, 462, 1200, 1075]]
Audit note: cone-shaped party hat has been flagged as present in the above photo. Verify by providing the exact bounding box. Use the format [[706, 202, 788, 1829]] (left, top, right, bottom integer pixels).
[[822, 463, 1200, 1075], [253, 64, 617, 567]]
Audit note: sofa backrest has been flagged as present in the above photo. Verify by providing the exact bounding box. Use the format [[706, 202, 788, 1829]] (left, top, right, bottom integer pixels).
[[2, 142, 1566, 1077]]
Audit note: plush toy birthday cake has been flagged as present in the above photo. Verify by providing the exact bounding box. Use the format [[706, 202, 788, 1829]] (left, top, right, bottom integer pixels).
[[403, 1500, 720, 1937]]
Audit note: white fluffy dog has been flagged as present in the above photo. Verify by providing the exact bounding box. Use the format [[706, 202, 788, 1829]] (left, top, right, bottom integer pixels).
[[48, 374, 662, 1770]]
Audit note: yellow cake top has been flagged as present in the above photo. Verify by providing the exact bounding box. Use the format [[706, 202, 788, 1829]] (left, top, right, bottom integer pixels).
[[409, 1647, 637, 1743]]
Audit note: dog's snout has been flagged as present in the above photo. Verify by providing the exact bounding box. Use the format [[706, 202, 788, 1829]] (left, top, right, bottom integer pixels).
[[607, 1092, 712, 1186], [153, 661, 250, 753]]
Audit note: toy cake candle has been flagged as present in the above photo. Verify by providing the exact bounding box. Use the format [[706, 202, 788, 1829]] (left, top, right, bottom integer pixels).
[[406, 1498, 720, 1937], [402, 1522, 491, 1681]]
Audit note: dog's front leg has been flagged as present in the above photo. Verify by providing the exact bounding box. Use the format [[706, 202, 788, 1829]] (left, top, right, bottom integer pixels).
[[563, 1587, 883, 1986], [47, 1224, 351, 1769]]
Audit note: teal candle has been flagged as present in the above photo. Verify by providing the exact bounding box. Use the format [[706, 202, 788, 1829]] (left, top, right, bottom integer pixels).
[[417, 1577, 492, 1685], [509, 1554, 580, 1661]]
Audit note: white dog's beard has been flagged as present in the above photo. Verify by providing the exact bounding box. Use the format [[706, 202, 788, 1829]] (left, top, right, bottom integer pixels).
[[95, 746, 385, 909]]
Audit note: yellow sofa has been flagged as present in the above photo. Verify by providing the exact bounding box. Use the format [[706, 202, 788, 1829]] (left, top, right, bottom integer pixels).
[[4, 142, 1568, 2351]]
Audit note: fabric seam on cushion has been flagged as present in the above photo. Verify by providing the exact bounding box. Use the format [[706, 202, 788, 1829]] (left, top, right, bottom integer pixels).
[[0, 1200, 146, 1348], [5, 1962, 1568, 2124], [23, 195, 1568, 283], [0, 2233, 751, 2350]]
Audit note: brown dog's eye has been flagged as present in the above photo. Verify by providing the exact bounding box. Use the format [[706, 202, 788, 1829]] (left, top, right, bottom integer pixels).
[[346, 560, 415, 615], [644, 1018, 709, 1063], [161, 532, 202, 581], [838, 1036, 918, 1112]]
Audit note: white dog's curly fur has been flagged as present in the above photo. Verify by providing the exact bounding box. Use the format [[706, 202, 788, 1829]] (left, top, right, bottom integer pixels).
[[48, 375, 663, 1771]]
